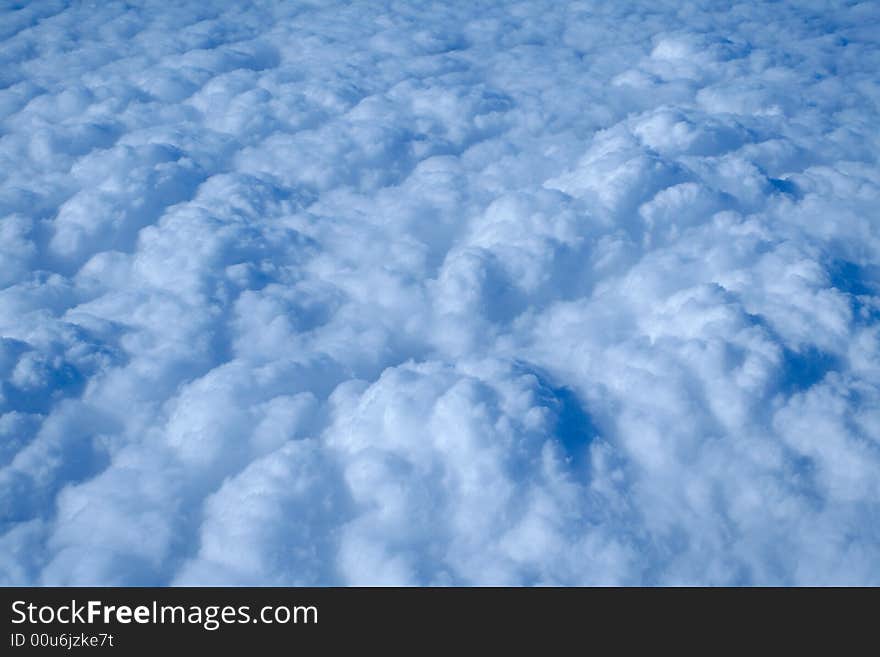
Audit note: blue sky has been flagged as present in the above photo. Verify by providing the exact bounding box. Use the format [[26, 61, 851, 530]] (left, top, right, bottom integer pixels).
[[1, 0, 879, 585]]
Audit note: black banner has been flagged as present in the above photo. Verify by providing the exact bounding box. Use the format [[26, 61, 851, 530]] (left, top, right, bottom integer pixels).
[[1, 587, 873, 652]]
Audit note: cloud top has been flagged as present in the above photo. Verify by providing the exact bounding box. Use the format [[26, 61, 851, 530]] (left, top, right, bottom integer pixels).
[[1, 0, 879, 585]]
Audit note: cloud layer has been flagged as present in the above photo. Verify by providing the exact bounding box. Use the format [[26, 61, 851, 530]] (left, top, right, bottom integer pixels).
[[1, 0, 879, 585]]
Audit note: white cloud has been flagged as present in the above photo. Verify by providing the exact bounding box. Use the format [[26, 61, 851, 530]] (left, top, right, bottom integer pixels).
[[1, 0, 879, 585]]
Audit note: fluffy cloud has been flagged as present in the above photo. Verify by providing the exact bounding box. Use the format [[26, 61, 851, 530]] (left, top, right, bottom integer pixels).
[[1, 0, 879, 585]]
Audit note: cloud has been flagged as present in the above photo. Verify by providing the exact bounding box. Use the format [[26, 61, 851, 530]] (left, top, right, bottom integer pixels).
[[1, 0, 879, 585]]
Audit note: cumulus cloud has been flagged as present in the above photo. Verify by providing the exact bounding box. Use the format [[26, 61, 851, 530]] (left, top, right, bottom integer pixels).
[[1, 0, 879, 585]]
